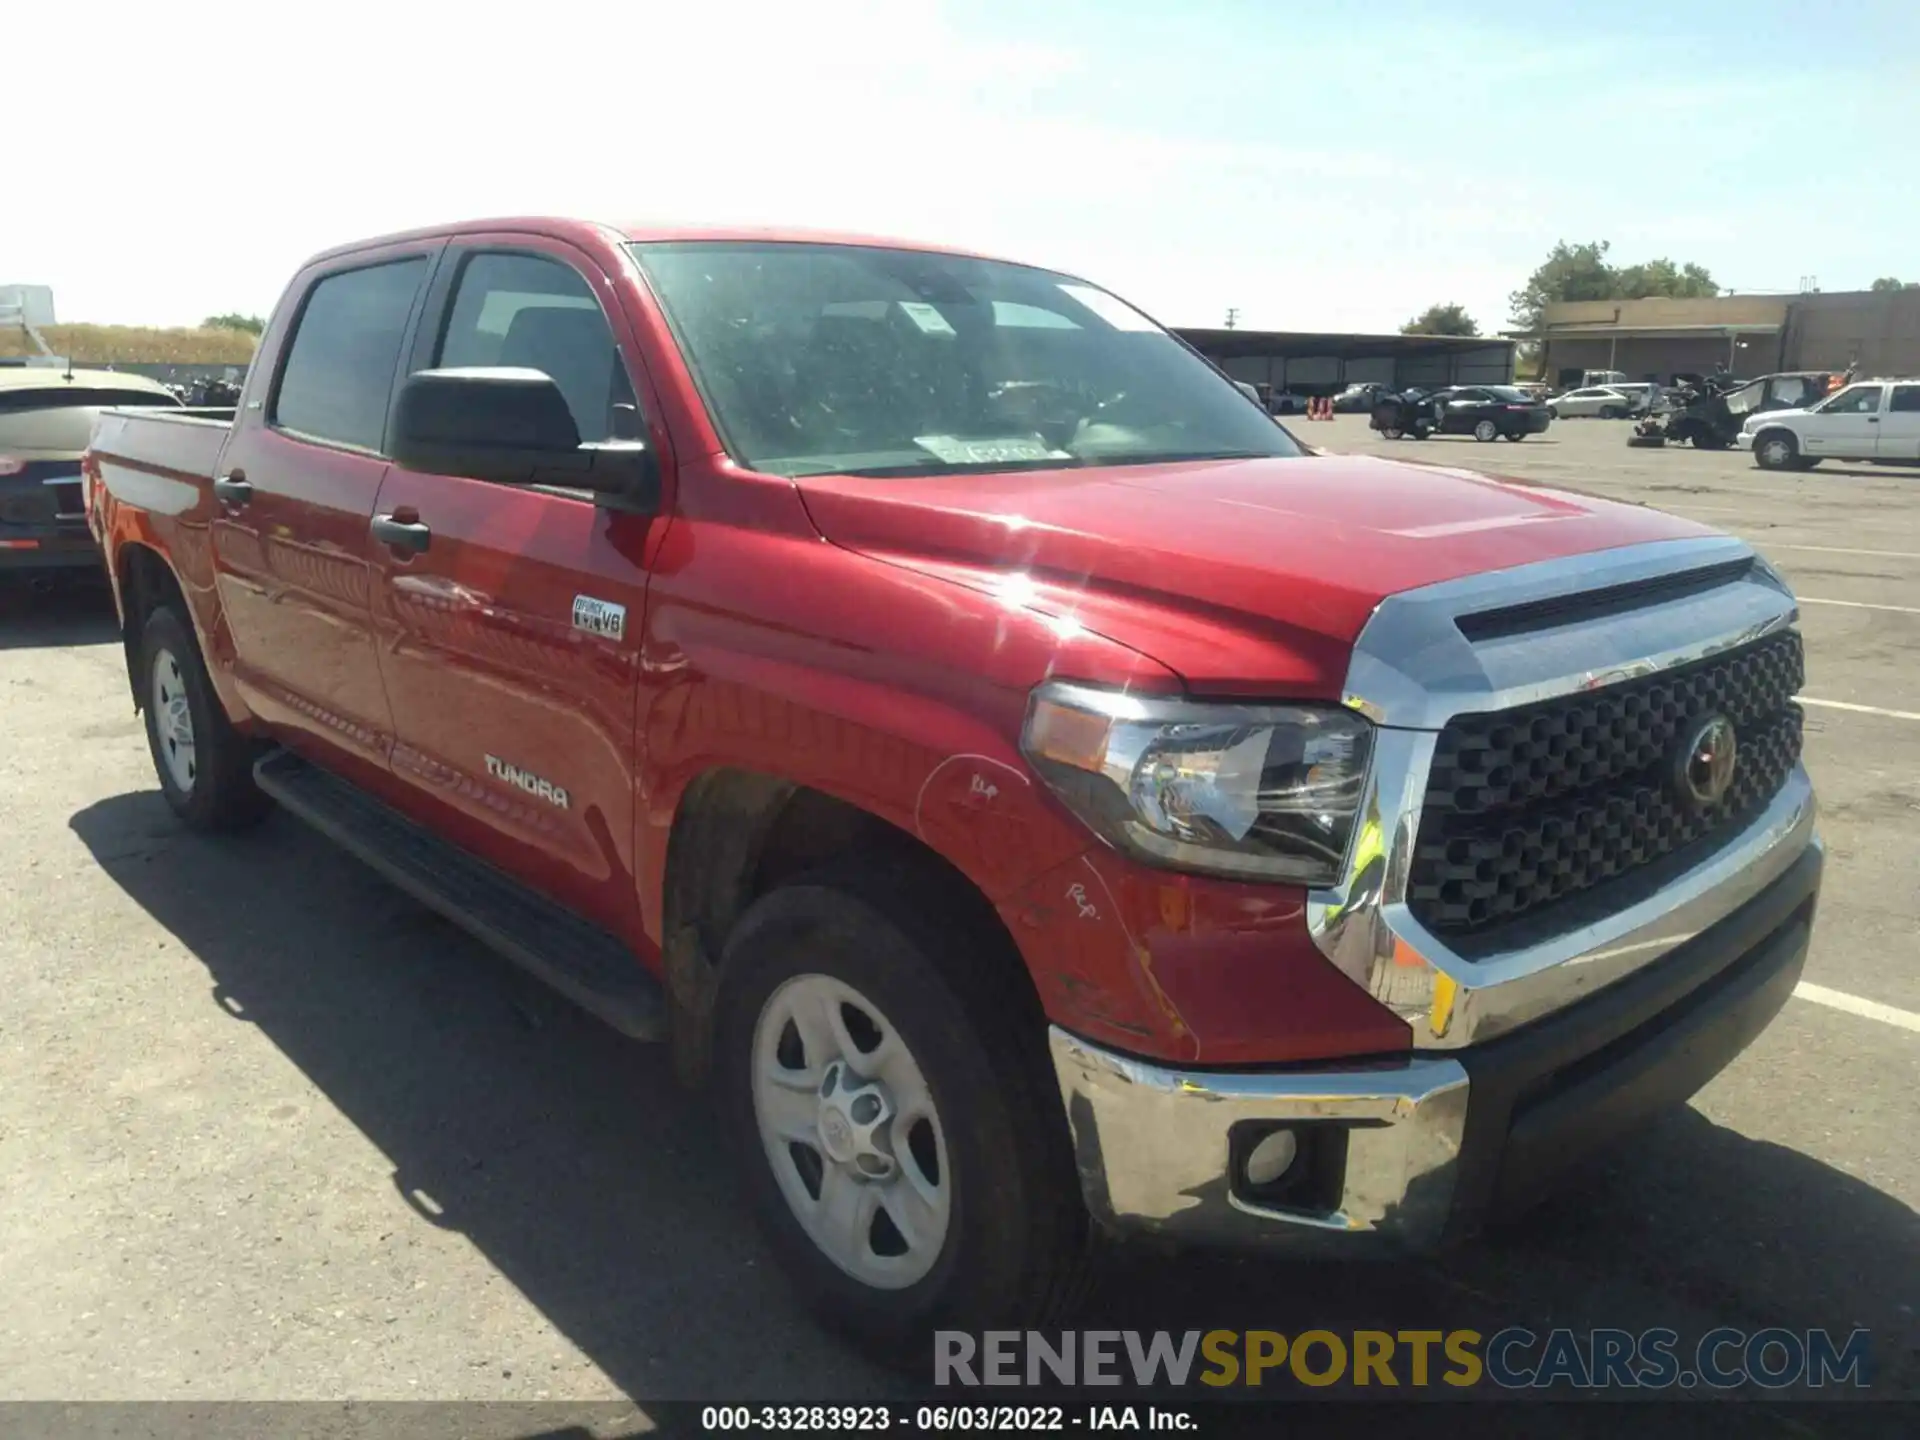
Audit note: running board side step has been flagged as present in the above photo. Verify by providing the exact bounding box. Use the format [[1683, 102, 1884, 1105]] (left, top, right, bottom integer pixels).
[[253, 749, 667, 1041]]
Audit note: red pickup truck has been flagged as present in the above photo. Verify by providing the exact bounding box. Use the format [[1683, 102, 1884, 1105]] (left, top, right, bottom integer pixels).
[[85, 218, 1821, 1360]]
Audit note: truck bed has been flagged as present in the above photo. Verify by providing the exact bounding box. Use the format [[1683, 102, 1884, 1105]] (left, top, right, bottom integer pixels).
[[89, 406, 233, 487]]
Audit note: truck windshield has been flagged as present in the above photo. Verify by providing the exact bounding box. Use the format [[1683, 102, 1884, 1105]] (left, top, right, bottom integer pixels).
[[630, 241, 1302, 478]]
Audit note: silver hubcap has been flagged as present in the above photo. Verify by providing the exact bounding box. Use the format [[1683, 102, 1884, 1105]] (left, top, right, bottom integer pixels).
[[150, 648, 197, 794], [1762, 439, 1791, 466], [752, 974, 951, 1289], [1475, 420, 1496, 440]]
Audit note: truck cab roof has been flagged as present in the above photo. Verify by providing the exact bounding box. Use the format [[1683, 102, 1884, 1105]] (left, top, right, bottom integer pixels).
[[307, 216, 1000, 267]]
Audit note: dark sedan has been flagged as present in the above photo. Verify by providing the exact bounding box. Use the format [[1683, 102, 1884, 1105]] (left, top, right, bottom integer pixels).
[[1429, 385, 1554, 441]]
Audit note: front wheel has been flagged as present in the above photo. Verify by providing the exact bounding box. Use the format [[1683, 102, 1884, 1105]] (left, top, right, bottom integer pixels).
[[1599, 405, 1623, 419], [1381, 425, 1404, 440], [1754, 431, 1800, 470], [715, 865, 1090, 1365], [1473, 419, 1499, 442], [1412, 424, 1433, 440], [139, 605, 270, 830]]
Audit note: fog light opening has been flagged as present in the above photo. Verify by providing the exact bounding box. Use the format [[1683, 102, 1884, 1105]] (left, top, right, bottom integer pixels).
[[1244, 1128, 1299, 1188]]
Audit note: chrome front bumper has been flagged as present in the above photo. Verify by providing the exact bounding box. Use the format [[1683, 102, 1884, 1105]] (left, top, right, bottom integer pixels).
[[1051, 835, 1821, 1251], [1050, 1031, 1470, 1249]]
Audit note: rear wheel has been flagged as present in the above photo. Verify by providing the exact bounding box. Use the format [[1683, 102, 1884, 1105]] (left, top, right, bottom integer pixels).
[[1599, 405, 1623, 419], [1382, 425, 1404, 440], [1503, 431, 1526, 441], [139, 605, 270, 830], [1754, 431, 1800, 471], [1473, 419, 1498, 442], [715, 863, 1090, 1366]]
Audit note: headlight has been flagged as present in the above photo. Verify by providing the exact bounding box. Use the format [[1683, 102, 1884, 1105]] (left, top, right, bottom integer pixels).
[[1021, 681, 1374, 886]]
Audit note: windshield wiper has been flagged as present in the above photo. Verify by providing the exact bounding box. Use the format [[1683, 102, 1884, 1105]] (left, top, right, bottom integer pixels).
[[827, 449, 1288, 479], [827, 456, 1092, 479], [1089, 449, 1282, 467]]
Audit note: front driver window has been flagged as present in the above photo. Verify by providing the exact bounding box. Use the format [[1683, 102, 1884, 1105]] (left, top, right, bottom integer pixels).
[[1819, 385, 1883, 415], [436, 252, 639, 443]]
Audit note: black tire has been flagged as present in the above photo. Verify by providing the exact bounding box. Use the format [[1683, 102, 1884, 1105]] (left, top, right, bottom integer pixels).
[[714, 860, 1091, 1367], [1599, 405, 1623, 420], [1546, 406, 1559, 419], [1472, 419, 1498, 442], [1382, 425, 1404, 440], [1412, 424, 1433, 440], [1503, 430, 1526, 441], [1753, 430, 1799, 471], [138, 605, 270, 830]]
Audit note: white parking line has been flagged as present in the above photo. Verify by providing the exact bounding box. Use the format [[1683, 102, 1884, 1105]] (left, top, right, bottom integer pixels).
[[1765, 543, 1920, 561], [1794, 983, 1920, 1035], [1799, 596, 1920, 615], [1800, 697, 1920, 722]]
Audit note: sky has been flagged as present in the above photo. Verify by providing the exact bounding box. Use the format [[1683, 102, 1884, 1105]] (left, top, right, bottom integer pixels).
[[9, 0, 1918, 335]]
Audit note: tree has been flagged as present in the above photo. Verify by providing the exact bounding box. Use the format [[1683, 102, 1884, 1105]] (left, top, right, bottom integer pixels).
[[1402, 303, 1480, 337], [202, 313, 265, 335], [1508, 240, 1616, 333], [1870, 277, 1919, 291], [1613, 258, 1718, 301], [1507, 240, 1720, 330]]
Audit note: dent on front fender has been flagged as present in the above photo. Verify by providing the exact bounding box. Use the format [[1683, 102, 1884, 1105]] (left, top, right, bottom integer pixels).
[[998, 847, 1414, 1068]]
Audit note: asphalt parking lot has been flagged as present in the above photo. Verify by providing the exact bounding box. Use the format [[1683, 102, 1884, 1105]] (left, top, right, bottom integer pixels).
[[1, 416, 1915, 1416]]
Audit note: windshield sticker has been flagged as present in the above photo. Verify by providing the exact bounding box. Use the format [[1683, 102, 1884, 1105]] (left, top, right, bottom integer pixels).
[[913, 435, 1071, 465], [897, 301, 958, 337], [1056, 283, 1159, 332]]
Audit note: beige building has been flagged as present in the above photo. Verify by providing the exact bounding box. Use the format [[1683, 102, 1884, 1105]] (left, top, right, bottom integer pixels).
[[1516, 290, 1920, 386]]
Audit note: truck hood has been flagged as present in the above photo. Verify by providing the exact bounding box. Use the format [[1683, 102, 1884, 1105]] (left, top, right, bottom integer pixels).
[[794, 453, 1716, 696]]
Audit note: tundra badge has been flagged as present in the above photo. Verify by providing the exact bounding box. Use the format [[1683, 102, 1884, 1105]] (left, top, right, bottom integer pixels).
[[572, 594, 626, 641], [485, 755, 571, 811]]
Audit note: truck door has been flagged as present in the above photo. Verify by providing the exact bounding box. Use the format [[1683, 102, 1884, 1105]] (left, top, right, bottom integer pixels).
[[1801, 383, 1883, 458], [367, 239, 659, 940], [211, 250, 436, 782], [1882, 384, 1920, 461]]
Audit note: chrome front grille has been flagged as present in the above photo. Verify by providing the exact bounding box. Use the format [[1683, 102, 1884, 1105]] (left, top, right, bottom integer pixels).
[[1306, 536, 1817, 1050], [1407, 634, 1805, 936]]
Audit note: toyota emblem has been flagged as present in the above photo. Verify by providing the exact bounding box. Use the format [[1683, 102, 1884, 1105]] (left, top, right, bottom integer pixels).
[[1675, 714, 1739, 809]]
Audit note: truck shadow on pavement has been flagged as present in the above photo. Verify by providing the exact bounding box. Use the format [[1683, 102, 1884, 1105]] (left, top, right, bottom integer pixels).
[[70, 791, 1919, 1404], [0, 571, 119, 650]]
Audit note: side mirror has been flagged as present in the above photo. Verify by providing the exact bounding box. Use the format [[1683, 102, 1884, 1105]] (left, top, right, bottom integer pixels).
[[390, 367, 658, 510]]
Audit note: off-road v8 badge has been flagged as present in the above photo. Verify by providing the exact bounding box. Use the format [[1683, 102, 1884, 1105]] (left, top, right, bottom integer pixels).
[[572, 594, 626, 641]]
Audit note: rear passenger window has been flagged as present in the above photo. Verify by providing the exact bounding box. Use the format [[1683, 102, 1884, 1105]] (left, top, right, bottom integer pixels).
[[273, 259, 427, 451], [435, 252, 636, 444], [1892, 386, 1920, 413]]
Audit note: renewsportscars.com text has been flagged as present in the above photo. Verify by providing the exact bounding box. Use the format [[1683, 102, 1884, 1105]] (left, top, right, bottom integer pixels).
[[934, 1328, 1872, 1391]]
